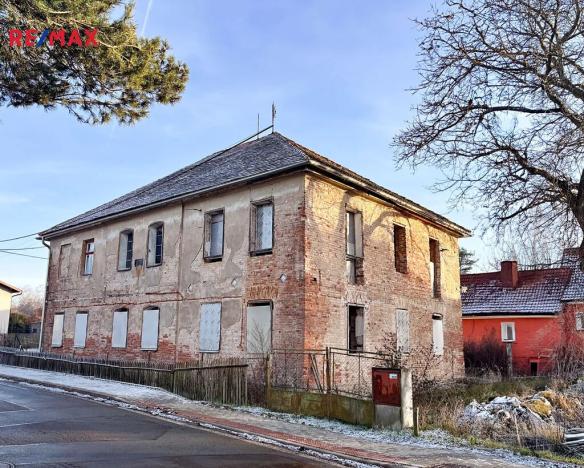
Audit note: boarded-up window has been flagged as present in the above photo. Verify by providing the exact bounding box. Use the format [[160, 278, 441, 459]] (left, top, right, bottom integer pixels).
[[82, 239, 94, 275], [396, 309, 410, 353], [118, 230, 134, 270], [577, 313, 584, 331], [199, 303, 221, 352], [348, 306, 364, 352], [247, 303, 272, 353], [501, 322, 515, 342], [346, 210, 363, 284], [147, 223, 164, 266], [141, 307, 159, 350], [250, 201, 273, 253], [51, 313, 64, 347], [58, 244, 71, 278], [204, 211, 224, 260], [429, 239, 441, 297], [112, 309, 128, 348], [74, 312, 88, 348], [394, 225, 407, 273], [432, 314, 444, 356]]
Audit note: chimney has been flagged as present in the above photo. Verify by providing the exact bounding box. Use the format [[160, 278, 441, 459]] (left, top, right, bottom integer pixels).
[[500, 261, 519, 288]]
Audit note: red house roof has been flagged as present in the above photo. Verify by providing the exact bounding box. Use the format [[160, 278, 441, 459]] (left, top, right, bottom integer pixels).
[[461, 266, 572, 317]]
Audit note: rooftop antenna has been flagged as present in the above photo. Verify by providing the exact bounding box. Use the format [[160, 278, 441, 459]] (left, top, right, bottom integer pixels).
[[271, 102, 276, 132]]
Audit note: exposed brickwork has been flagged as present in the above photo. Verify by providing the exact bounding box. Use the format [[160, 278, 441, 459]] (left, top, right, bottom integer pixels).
[[42, 171, 465, 382]]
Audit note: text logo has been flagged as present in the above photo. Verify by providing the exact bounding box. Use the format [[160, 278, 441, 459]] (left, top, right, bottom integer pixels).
[[9, 29, 99, 47]]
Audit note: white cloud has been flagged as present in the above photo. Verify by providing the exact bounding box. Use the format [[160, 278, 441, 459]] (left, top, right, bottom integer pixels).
[[0, 194, 29, 205]]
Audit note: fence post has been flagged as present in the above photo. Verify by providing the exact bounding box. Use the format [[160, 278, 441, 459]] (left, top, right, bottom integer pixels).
[[172, 368, 176, 394], [325, 347, 331, 393], [265, 353, 272, 405]]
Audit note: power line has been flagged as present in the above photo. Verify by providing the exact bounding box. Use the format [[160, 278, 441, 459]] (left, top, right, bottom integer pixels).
[[0, 247, 44, 251], [0, 250, 47, 260], [0, 233, 38, 243]]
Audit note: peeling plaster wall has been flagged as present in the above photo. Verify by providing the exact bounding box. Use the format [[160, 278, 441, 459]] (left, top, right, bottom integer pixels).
[[303, 173, 464, 379]]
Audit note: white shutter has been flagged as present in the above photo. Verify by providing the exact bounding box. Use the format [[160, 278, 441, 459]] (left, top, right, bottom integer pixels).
[[74, 312, 88, 348], [147, 227, 157, 265], [396, 309, 410, 353], [247, 304, 272, 353], [432, 315, 444, 355], [257, 203, 273, 250], [354, 212, 363, 257], [141, 308, 159, 350], [112, 310, 128, 348], [51, 314, 64, 347], [199, 303, 221, 352]]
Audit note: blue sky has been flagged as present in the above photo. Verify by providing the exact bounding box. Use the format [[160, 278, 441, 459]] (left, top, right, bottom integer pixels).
[[0, 0, 489, 288]]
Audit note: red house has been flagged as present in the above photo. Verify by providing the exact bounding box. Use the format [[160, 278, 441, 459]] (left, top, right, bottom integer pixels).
[[462, 249, 584, 376]]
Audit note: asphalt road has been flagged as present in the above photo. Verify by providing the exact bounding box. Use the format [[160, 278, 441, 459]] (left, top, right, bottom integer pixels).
[[0, 380, 333, 467]]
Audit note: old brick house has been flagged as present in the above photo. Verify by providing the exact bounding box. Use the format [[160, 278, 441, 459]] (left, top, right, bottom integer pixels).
[[462, 249, 584, 376], [39, 132, 469, 379]]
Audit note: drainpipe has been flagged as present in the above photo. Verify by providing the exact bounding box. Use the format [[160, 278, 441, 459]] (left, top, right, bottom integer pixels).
[[37, 237, 51, 352]]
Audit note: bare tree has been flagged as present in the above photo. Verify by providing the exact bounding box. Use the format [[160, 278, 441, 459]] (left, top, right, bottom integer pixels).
[[395, 0, 584, 267]]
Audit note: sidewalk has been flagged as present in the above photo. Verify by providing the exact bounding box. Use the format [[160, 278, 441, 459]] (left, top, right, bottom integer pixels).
[[0, 364, 566, 467]]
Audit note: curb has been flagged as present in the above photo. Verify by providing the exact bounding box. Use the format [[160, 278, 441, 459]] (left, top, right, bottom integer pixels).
[[0, 372, 408, 468]]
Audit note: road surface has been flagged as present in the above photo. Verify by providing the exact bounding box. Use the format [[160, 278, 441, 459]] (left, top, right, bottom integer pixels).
[[0, 380, 333, 467]]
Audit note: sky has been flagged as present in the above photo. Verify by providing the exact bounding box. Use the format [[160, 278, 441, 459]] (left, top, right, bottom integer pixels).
[[0, 0, 491, 289]]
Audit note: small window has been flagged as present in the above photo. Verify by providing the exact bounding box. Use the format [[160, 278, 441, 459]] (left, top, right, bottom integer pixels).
[[250, 201, 273, 254], [346, 210, 363, 284], [51, 313, 64, 347], [576, 312, 584, 331], [118, 230, 134, 271], [58, 244, 71, 278], [501, 322, 516, 342], [396, 308, 410, 353], [74, 312, 88, 348], [82, 239, 95, 275], [348, 305, 364, 353], [141, 307, 159, 350], [204, 210, 224, 261], [394, 225, 407, 273], [432, 313, 444, 356], [199, 303, 221, 352], [147, 223, 164, 266], [247, 303, 272, 353], [429, 239, 441, 298], [112, 309, 128, 348]]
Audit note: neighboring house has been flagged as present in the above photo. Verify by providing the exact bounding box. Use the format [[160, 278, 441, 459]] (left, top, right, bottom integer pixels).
[[0, 280, 22, 334], [462, 249, 584, 376], [38, 132, 470, 380]]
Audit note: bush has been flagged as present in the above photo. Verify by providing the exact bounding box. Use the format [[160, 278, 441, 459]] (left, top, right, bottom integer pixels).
[[464, 330, 508, 376]]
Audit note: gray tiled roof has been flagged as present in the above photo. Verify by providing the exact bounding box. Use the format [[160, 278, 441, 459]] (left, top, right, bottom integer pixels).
[[40, 132, 469, 239], [461, 268, 572, 316], [561, 249, 584, 302]]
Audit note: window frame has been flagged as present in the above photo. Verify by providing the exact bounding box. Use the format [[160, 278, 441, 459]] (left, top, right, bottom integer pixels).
[[246, 301, 273, 353], [51, 312, 65, 348], [345, 208, 363, 284], [73, 311, 88, 348], [501, 322, 516, 342], [396, 308, 410, 354], [250, 199, 274, 255], [204, 209, 225, 262], [146, 222, 164, 267], [58, 243, 71, 279], [199, 302, 222, 353], [429, 238, 441, 298], [140, 306, 160, 351], [112, 308, 129, 349], [347, 304, 365, 353], [432, 313, 444, 356], [393, 224, 407, 274], [81, 239, 95, 276], [117, 229, 134, 271], [576, 312, 584, 331]]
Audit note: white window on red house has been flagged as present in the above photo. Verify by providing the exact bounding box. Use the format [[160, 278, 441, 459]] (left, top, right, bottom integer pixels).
[[51, 313, 65, 347], [432, 313, 444, 356], [501, 322, 516, 342], [112, 309, 128, 348], [82, 239, 94, 275], [74, 312, 88, 348], [396, 308, 410, 353], [199, 302, 221, 352], [141, 307, 159, 350], [576, 312, 584, 331]]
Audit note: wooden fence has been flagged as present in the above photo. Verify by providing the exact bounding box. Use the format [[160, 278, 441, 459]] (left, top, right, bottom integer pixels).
[[0, 348, 248, 405]]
